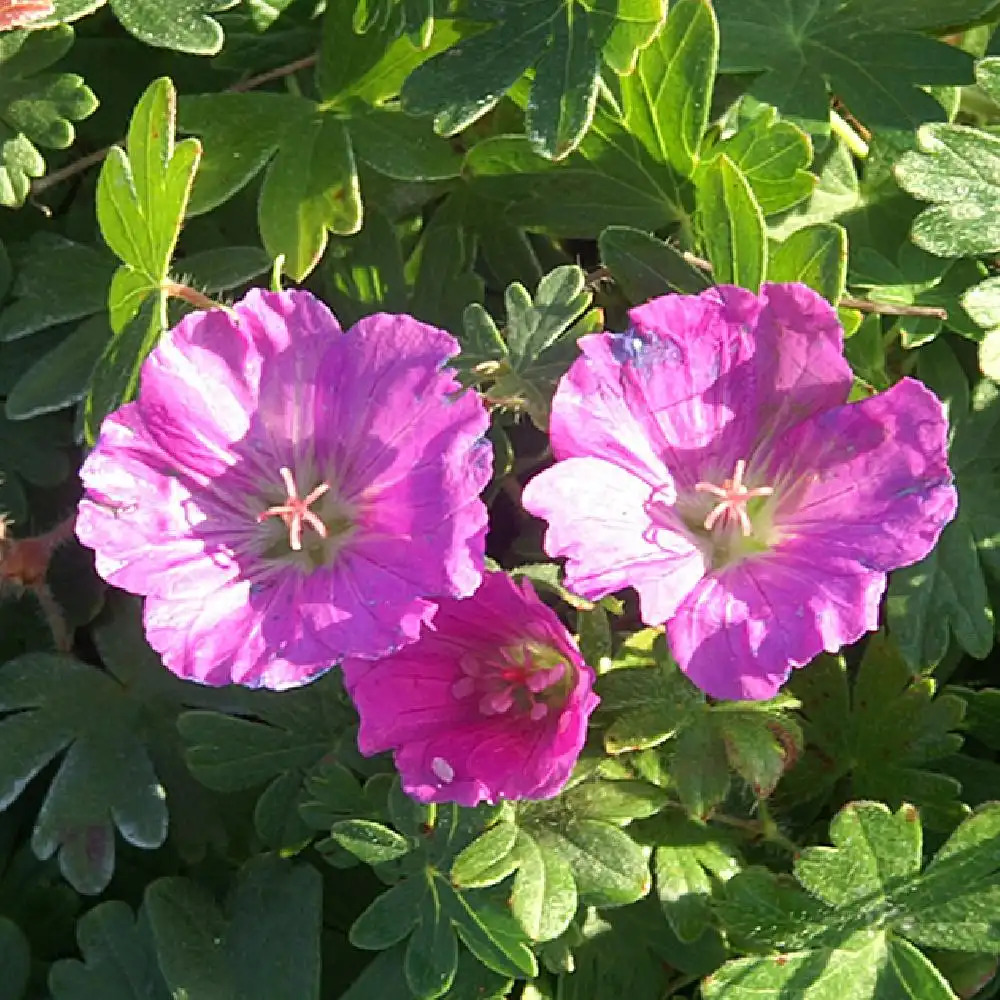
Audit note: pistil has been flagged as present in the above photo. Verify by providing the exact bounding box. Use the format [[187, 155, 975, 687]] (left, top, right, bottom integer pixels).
[[258, 466, 331, 551], [695, 459, 773, 536]]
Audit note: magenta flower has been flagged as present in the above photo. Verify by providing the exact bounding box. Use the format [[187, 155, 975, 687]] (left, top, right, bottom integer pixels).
[[343, 573, 599, 805], [76, 289, 492, 689], [522, 283, 957, 701]]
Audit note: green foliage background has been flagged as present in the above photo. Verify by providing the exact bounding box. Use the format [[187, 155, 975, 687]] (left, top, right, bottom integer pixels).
[[1, 1, 1000, 998]]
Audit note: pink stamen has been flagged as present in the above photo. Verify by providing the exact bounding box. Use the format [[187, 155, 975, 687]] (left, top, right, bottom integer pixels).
[[694, 459, 773, 537], [258, 466, 331, 550], [451, 646, 567, 720]]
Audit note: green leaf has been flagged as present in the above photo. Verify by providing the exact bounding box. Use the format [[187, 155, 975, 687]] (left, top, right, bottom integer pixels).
[[770, 138, 860, 239], [599, 226, 711, 303], [713, 106, 815, 216], [407, 220, 485, 335], [6, 315, 110, 420], [458, 264, 597, 429], [257, 113, 362, 279], [178, 246, 270, 292], [509, 830, 577, 942], [768, 223, 847, 304], [887, 341, 1000, 666], [783, 642, 967, 829], [180, 16, 459, 279], [714, 707, 804, 798], [0, 918, 29, 1000], [317, 0, 462, 106], [179, 674, 349, 791], [146, 857, 322, 1000], [406, 882, 458, 999], [98, 77, 201, 283], [82, 297, 159, 445], [0, 236, 114, 341], [694, 154, 766, 291], [49, 902, 169, 1000], [451, 823, 520, 888], [441, 879, 538, 978], [620, 0, 718, 178], [0, 653, 167, 894], [0, 410, 70, 522], [670, 714, 732, 817], [402, 0, 666, 160], [90, 77, 200, 438], [350, 877, 426, 951], [348, 106, 462, 181], [597, 631, 703, 754], [896, 122, 1000, 257], [714, 0, 979, 134], [349, 806, 537, 980], [465, 97, 685, 236], [711, 801, 1000, 996], [331, 819, 413, 865], [648, 807, 741, 943], [325, 209, 408, 326], [108, 0, 238, 54], [704, 930, 958, 1000], [0, 25, 97, 207], [178, 672, 352, 851], [179, 93, 296, 215], [522, 813, 650, 908]]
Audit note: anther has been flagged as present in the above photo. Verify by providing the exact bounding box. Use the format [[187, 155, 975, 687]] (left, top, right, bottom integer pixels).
[[258, 466, 331, 550], [695, 459, 773, 536]]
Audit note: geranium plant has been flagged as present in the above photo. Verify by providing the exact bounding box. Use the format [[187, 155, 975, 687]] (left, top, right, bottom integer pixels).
[[0, 2, 999, 1000]]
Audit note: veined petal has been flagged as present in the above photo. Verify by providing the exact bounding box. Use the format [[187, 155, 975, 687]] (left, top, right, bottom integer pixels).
[[143, 575, 335, 690], [549, 284, 851, 491], [136, 290, 339, 479], [78, 290, 491, 690], [305, 312, 486, 491], [771, 378, 957, 571], [669, 550, 885, 700], [343, 574, 598, 805], [523, 457, 708, 623], [77, 406, 240, 599]]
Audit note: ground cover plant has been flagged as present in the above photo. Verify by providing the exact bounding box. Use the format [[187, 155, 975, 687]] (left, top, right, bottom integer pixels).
[[1, 1, 1000, 998]]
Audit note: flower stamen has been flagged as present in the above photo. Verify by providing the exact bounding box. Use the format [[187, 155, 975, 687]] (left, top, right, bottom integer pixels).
[[258, 466, 331, 550], [695, 459, 773, 536]]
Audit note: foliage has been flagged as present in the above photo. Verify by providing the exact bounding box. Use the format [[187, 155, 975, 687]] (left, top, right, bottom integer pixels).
[[0, 2, 999, 999]]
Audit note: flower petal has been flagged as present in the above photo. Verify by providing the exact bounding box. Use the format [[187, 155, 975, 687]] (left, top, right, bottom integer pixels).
[[292, 551, 437, 662], [548, 284, 851, 490], [134, 290, 337, 479], [668, 550, 885, 700], [143, 575, 335, 690], [523, 456, 708, 622], [76, 405, 241, 599], [343, 574, 597, 804], [304, 312, 485, 489], [770, 378, 957, 571]]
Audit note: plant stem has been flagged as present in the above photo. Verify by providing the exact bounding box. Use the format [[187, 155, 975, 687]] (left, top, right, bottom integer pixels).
[[830, 108, 870, 159], [840, 297, 947, 320], [30, 54, 319, 199], [162, 281, 231, 313]]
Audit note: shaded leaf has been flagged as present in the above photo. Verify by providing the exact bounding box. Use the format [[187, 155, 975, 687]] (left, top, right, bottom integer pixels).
[[49, 902, 169, 1000]]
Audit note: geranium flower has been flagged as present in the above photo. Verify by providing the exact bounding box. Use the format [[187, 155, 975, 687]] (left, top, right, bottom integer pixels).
[[0, 1, 54, 32], [77, 289, 492, 689], [522, 283, 957, 700], [343, 573, 598, 805]]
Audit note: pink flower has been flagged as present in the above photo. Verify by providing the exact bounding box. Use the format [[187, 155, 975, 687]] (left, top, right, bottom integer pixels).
[[77, 289, 492, 689], [0, 1, 54, 32], [343, 573, 599, 805], [522, 283, 957, 701]]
